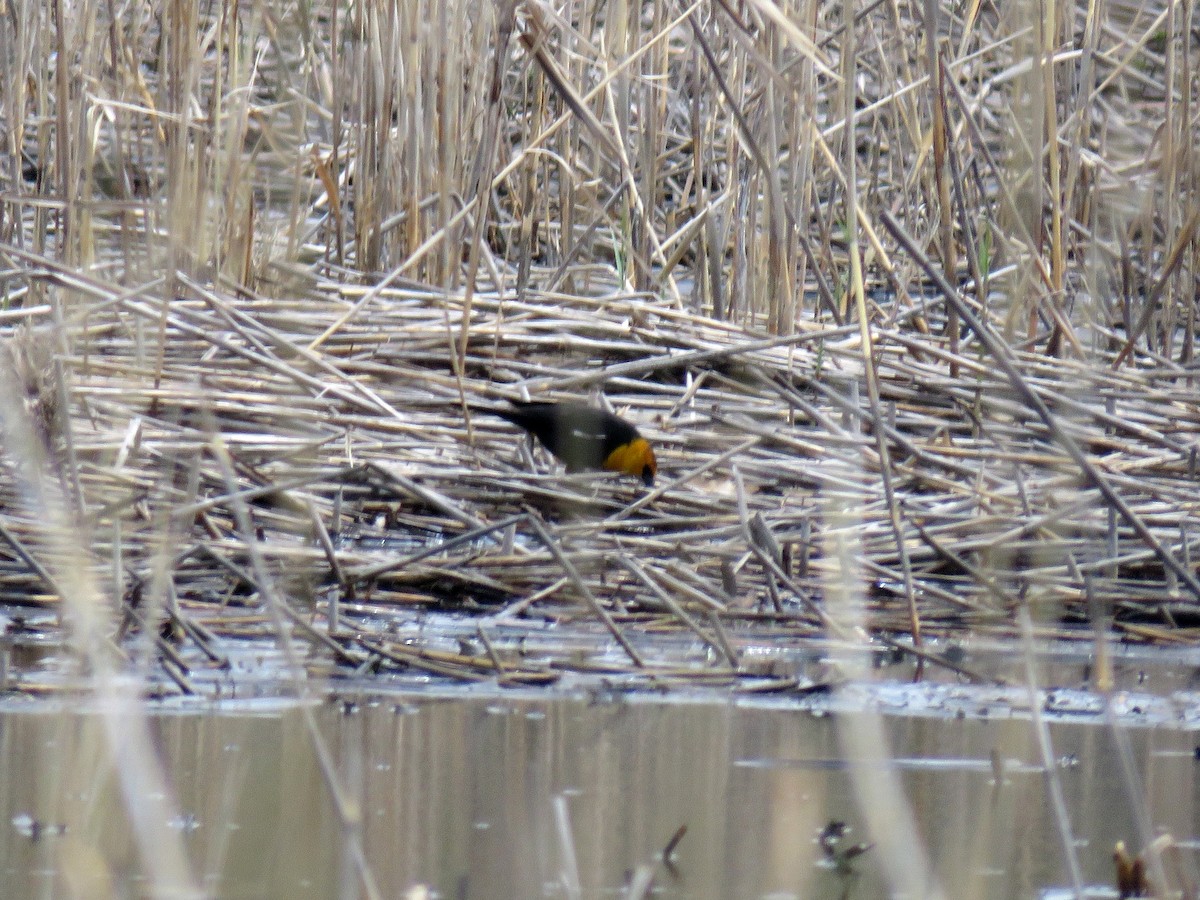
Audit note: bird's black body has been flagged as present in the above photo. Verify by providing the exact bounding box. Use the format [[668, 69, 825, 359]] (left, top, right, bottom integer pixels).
[[473, 400, 655, 485]]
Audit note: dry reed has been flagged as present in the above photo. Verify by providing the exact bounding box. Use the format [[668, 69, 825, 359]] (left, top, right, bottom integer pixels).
[[4, 0, 1199, 895], [0, 0, 1195, 684]]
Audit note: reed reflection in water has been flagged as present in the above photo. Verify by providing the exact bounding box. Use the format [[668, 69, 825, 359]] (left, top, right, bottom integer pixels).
[[0, 696, 1194, 898]]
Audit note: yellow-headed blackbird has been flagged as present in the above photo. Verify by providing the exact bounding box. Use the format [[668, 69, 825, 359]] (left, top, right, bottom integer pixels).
[[474, 400, 657, 486]]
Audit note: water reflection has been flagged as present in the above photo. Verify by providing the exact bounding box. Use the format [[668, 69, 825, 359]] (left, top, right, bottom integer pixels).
[[0, 697, 1195, 898]]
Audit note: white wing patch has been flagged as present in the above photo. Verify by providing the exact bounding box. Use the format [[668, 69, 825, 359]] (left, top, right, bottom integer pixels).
[[570, 427, 605, 440]]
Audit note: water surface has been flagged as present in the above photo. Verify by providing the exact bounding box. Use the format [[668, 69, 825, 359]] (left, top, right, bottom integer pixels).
[[0, 690, 1195, 898]]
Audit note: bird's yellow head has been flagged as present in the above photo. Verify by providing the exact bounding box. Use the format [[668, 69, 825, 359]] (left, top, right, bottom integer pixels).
[[604, 437, 657, 486]]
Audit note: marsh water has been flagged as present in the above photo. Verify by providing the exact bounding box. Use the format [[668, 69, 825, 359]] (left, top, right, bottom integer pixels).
[[0, 679, 1196, 899]]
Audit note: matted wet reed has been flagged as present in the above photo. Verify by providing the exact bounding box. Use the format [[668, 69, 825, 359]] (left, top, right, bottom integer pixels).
[[0, 269, 1197, 689]]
